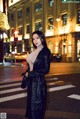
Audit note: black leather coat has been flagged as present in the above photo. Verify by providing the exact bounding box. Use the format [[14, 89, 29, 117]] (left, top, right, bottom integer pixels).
[[25, 47, 51, 119]]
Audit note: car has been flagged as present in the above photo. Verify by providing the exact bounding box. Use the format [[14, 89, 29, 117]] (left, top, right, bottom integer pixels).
[[4, 53, 15, 62], [51, 53, 62, 62], [4, 52, 28, 62], [14, 52, 27, 62]]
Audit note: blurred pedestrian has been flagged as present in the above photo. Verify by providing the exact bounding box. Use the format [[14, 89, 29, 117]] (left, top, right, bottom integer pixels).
[[22, 30, 51, 119]]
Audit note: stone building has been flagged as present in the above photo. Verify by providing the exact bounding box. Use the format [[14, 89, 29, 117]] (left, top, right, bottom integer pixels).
[[8, 0, 80, 62]]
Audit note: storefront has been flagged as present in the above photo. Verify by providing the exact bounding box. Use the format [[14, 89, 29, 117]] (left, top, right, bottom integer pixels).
[[46, 32, 80, 62]]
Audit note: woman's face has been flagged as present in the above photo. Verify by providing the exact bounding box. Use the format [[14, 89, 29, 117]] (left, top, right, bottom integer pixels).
[[32, 34, 42, 47]]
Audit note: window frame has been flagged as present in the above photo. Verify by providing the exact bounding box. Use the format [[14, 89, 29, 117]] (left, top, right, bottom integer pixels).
[[48, 0, 54, 7], [35, 21, 42, 31], [10, 13, 14, 21], [17, 9, 22, 19], [26, 7, 30, 16], [48, 17, 53, 30], [77, 10, 80, 24], [26, 24, 30, 33], [35, 2, 42, 13], [61, 13, 67, 26]]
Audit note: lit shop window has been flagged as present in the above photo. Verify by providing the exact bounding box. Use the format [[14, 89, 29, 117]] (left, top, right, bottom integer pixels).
[[61, 14, 67, 26], [35, 21, 42, 31], [35, 2, 42, 12], [48, 0, 54, 7]]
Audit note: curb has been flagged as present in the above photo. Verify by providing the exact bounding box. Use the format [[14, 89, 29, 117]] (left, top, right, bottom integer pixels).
[[0, 62, 22, 67]]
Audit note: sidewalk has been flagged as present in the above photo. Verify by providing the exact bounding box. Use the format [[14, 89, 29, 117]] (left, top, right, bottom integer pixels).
[[0, 108, 80, 119], [0, 61, 80, 67]]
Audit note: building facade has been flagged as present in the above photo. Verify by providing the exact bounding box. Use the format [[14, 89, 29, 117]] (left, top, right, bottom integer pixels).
[[7, 0, 80, 62], [0, 0, 9, 62]]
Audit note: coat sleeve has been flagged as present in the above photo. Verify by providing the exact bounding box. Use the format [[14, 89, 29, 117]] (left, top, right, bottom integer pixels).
[[29, 50, 51, 76]]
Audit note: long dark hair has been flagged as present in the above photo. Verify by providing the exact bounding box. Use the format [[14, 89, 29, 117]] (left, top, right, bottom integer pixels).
[[32, 30, 47, 48]]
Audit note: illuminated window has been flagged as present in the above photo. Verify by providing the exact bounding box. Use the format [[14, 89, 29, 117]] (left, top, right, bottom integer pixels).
[[35, 21, 42, 31], [48, 17, 53, 29], [61, 14, 67, 26], [35, 2, 42, 12], [48, 0, 54, 7]]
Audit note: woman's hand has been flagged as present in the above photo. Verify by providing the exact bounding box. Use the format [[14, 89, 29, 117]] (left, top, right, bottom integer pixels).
[[25, 72, 28, 77], [21, 72, 26, 76], [21, 72, 28, 77]]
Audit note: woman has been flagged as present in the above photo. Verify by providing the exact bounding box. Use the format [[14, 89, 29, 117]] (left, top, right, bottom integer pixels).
[[23, 30, 51, 119]]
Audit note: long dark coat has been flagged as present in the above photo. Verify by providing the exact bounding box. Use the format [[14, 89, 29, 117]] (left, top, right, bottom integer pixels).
[[25, 47, 51, 119]]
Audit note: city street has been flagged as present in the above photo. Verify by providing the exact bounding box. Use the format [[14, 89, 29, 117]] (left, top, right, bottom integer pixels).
[[0, 0, 80, 119], [0, 62, 80, 119]]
